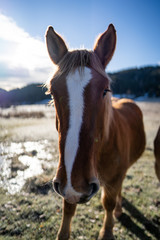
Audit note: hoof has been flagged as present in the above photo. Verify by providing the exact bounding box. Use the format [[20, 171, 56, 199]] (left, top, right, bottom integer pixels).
[[98, 229, 115, 240], [56, 233, 69, 240], [114, 209, 122, 219], [56, 237, 69, 240], [98, 236, 115, 240]]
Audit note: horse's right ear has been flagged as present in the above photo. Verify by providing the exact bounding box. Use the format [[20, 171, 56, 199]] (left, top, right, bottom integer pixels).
[[46, 26, 68, 65], [94, 24, 116, 68]]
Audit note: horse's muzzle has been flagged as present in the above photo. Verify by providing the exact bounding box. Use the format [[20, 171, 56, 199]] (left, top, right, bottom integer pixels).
[[53, 179, 100, 204]]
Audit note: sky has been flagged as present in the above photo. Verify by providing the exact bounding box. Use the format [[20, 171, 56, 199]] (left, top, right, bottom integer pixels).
[[0, 0, 160, 90]]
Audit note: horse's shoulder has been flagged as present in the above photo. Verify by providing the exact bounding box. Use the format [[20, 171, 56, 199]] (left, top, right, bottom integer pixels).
[[112, 98, 143, 119], [112, 98, 134, 107]]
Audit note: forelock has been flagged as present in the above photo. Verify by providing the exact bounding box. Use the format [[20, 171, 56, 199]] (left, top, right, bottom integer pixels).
[[48, 49, 109, 95]]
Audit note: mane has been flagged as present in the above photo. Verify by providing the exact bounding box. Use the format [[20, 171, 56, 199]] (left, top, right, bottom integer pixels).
[[47, 49, 108, 95]]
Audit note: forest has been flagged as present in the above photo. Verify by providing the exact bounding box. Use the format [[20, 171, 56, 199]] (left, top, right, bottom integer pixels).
[[110, 65, 160, 97]]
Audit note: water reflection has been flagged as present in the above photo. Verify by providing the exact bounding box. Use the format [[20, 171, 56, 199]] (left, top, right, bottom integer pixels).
[[0, 140, 57, 194]]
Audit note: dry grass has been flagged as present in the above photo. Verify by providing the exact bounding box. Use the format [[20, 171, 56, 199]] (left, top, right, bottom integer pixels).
[[137, 101, 160, 149], [0, 111, 45, 119]]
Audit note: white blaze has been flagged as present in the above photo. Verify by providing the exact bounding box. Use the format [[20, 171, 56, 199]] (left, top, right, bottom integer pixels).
[[64, 67, 91, 195]]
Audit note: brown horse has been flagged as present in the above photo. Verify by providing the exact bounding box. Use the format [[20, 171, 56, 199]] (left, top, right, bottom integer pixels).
[[154, 127, 160, 182], [46, 24, 146, 240]]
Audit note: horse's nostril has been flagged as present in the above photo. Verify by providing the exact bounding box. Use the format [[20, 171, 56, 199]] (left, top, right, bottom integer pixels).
[[53, 180, 60, 195], [78, 181, 100, 204], [90, 181, 99, 196]]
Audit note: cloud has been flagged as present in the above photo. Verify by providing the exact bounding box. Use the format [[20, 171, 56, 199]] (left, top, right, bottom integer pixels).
[[0, 13, 55, 90]]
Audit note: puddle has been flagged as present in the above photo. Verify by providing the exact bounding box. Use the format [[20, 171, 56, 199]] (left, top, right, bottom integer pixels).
[[0, 140, 58, 194]]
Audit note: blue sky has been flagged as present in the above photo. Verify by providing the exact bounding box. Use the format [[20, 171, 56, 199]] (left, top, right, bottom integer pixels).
[[0, 0, 160, 90]]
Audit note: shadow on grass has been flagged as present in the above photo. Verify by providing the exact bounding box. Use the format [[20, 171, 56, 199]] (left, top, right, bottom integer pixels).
[[118, 197, 160, 239]]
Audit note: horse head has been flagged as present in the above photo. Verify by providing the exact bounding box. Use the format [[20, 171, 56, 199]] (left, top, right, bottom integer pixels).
[[46, 24, 116, 204]]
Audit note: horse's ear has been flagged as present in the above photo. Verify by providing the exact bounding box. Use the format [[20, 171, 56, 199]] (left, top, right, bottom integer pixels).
[[94, 24, 116, 68], [46, 26, 68, 65]]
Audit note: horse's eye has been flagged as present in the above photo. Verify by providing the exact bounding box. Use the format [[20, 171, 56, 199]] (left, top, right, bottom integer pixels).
[[103, 88, 111, 97]]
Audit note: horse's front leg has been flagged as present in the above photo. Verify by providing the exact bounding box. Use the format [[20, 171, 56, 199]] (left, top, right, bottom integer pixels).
[[98, 187, 117, 240], [56, 200, 77, 240]]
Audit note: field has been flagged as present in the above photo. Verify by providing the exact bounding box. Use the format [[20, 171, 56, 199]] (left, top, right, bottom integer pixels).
[[0, 101, 160, 240]]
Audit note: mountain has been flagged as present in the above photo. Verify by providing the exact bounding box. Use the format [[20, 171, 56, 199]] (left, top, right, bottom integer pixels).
[[0, 88, 7, 94], [0, 66, 160, 107], [0, 84, 51, 107]]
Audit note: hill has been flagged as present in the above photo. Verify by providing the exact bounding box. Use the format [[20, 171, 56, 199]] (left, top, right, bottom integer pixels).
[[0, 66, 160, 107], [0, 84, 50, 107], [110, 66, 160, 97]]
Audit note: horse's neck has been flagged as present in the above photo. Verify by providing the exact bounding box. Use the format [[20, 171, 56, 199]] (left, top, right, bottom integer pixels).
[[102, 107, 120, 154]]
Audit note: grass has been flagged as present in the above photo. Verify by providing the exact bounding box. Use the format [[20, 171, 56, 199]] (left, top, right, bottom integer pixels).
[[0, 102, 160, 239], [0, 152, 159, 239]]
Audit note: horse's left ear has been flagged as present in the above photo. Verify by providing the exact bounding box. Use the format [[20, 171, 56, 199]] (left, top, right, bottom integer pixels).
[[46, 26, 68, 65], [94, 24, 116, 68]]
